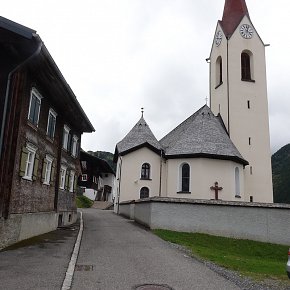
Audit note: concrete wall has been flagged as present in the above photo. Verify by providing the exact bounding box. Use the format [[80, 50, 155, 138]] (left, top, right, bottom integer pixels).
[[119, 197, 290, 245], [0, 210, 77, 250], [0, 212, 57, 250]]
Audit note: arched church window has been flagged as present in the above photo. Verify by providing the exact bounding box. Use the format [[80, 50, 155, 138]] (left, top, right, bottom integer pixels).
[[141, 163, 150, 179], [241, 52, 252, 81], [140, 187, 149, 199], [216, 56, 223, 86], [235, 167, 240, 197], [181, 163, 190, 192]]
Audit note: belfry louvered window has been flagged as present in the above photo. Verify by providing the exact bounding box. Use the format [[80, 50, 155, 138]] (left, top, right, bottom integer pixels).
[[241, 52, 251, 80]]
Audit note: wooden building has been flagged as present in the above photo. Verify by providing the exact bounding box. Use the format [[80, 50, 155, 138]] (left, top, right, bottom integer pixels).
[[79, 151, 115, 203], [0, 16, 94, 249]]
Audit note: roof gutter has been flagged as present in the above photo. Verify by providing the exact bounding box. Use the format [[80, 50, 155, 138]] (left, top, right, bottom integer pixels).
[[0, 37, 43, 159]]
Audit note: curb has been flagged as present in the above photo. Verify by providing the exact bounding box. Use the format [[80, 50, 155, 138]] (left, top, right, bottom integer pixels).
[[61, 211, 83, 290]]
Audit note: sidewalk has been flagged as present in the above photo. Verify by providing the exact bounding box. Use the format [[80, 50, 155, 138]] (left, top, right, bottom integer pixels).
[[0, 219, 79, 290]]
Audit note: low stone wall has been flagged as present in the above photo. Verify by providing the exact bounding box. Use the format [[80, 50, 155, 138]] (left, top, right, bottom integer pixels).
[[119, 197, 290, 245], [0, 210, 77, 250]]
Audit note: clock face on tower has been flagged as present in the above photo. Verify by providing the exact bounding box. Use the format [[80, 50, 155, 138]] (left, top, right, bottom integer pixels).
[[215, 31, 223, 46], [240, 24, 254, 39]]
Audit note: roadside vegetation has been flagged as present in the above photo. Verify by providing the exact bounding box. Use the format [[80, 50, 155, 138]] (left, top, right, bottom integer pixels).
[[154, 230, 289, 282], [76, 195, 93, 208]]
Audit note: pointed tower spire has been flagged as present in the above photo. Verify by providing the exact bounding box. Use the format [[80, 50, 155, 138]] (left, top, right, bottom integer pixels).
[[220, 0, 249, 37]]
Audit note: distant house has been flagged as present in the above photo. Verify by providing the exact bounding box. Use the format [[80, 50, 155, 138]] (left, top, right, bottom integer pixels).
[[78, 151, 115, 203], [0, 16, 94, 249]]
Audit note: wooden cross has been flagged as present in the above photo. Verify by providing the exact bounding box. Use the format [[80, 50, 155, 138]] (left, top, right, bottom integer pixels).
[[210, 181, 223, 200]]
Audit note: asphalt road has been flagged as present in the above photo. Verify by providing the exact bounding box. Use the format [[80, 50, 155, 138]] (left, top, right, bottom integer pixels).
[[0, 221, 79, 290], [72, 209, 240, 290]]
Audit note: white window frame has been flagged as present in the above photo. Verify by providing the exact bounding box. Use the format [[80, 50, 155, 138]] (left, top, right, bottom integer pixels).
[[59, 165, 67, 189], [235, 167, 241, 197], [69, 170, 75, 193], [81, 174, 87, 181], [28, 88, 42, 127], [43, 155, 53, 185], [23, 143, 37, 180], [71, 135, 79, 157], [62, 125, 70, 150], [46, 108, 57, 139], [93, 176, 97, 183]]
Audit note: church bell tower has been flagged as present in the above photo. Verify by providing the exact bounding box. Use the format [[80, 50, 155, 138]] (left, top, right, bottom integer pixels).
[[209, 0, 273, 202]]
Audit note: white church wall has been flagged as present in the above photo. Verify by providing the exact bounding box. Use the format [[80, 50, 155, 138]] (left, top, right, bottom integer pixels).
[[210, 15, 273, 203], [210, 22, 229, 128], [226, 16, 273, 203], [165, 158, 245, 201], [117, 147, 161, 202]]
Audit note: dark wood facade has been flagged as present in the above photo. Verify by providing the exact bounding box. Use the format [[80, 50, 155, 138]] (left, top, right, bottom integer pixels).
[[0, 17, 94, 222], [78, 151, 114, 201]]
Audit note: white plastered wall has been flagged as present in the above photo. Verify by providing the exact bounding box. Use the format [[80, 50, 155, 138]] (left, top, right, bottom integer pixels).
[[210, 16, 273, 203], [116, 147, 162, 202], [164, 158, 245, 201]]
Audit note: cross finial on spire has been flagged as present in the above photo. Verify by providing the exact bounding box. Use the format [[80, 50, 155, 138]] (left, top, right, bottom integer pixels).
[[141, 107, 144, 117], [205, 97, 208, 106]]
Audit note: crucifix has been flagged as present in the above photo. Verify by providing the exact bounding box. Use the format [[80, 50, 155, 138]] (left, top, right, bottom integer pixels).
[[210, 181, 223, 200]]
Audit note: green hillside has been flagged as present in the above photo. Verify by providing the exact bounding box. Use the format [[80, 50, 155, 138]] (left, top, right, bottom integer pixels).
[[272, 144, 290, 203]]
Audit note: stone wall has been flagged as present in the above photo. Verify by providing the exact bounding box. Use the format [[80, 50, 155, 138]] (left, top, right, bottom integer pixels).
[[119, 197, 290, 245]]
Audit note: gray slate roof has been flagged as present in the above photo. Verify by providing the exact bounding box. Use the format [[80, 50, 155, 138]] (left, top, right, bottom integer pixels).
[[160, 105, 248, 165], [116, 116, 161, 155]]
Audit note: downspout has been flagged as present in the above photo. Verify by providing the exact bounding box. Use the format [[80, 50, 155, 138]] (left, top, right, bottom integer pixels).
[[0, 39, 43, 159], [226, 38, 230, 135], [159, 150, 163, 197], [117, 156, 122, 214]]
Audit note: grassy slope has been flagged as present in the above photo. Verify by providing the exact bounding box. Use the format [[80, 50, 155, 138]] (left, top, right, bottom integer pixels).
[[76, 195, 93, 208], [154, 230, 289, 281]]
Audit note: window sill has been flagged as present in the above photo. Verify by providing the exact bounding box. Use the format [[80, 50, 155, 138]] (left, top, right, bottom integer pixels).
[[27, 121, 38, 131], [43, 182, 50, 186], [235, 195, 241, 198], [140, 178, 152, 181], [177, 191, 191, 194], [215, 82, 223, 89], [46, 135, 54, 143], [22, 176, 33, 181], [241, 79, 255, 83]]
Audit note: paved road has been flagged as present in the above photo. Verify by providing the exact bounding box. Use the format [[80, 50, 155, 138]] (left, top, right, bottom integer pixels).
[[0, 222, 79, 290], [72, 209, 240, 290]]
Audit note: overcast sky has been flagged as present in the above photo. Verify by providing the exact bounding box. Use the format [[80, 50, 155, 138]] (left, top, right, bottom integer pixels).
[[2, 1, 290, 154]]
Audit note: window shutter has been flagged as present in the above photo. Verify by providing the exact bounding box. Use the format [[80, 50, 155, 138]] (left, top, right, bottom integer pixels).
[[19, 147, 29, 177], [42, 158, 47, 183], [33, 153, 39, 181], [50, 162, 56, 184], [65, 170, 70, 190]]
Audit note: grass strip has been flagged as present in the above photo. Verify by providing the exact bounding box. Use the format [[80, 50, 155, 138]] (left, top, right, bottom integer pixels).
[[153, 229, 289, 282]]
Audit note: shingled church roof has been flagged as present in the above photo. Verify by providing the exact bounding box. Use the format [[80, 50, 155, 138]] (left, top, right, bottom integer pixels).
[[116, 116, 161, 156], [159, 105, 248, 165]]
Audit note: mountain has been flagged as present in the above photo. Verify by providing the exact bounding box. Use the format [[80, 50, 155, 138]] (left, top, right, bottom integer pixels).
[[272, 144, 290, 204], [87, 151, 116, 173]]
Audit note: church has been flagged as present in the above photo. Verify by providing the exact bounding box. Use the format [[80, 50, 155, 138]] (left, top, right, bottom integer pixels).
[[113, 0, 273, 205]]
